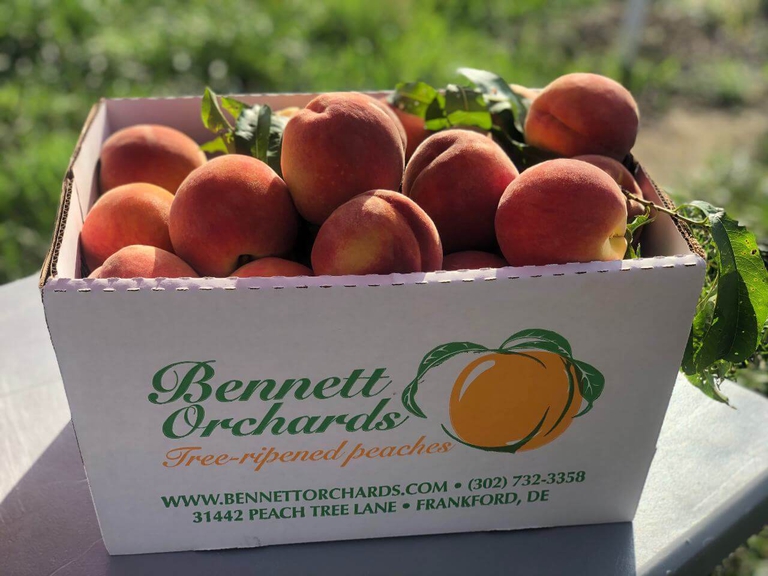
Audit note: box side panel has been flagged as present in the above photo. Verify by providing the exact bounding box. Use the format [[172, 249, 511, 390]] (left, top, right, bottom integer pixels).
[[43, 258, 704, 554]]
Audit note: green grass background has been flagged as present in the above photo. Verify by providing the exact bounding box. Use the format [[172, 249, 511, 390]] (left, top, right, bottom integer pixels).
[[1, 0, 766, 572]]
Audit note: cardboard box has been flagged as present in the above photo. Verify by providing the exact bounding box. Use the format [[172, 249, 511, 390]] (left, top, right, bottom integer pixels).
[[40, 93, 706, 555]]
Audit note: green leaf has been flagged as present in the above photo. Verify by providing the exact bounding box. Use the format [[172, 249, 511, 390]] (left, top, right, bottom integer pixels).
[[220, 96, 248, 120], [232, 104, 287, 176], [685, 370, 731, 405], [390, 81, 440, 118], [571, 359, 605, 414], [457, 67, 528, 134], [685, 201, 768, 372], [500, 328, 573, 358], [424, 92, 449, 131], [199, 136, 231, 155], [491, 129, 559, 170], [401, 341, 489, 418], [624, 206, 655, 259], [442, 84, 492, 130], [201, 87, 232, 134]]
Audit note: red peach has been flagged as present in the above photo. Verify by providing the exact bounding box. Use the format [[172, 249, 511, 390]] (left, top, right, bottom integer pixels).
[[99, 124, 206, 194], [311, 190, 442, 276], [403, 130, 519, 253], [442, 251, 508, 271], [232, 258, 313, 278], [496, 159, 628, 266], [89, 245, 197, 278], [379, 97, 430, 161], [170, 155, 299, 277], [524, 73, 639, 160], [573, 155, 646, 219], [80, 183, 174, 271], [281, 92, 405, 224]]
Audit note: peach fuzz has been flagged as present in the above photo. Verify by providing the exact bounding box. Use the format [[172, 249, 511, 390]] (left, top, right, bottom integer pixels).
[[232, 258, 313, 278], [495, 159, 628, 266], [281, 92, 405, 225], [574, 154, 646, 219], [524, 73, 639, 160], [170, 155, 299, 277], [89, 245, 197, 279], [99, 124, 206, 194], [80, 182, 174, 271], [311, 190, 442, 276], [403, 130, 519, 253], [379, 97, 429, 160], [442, 251, 508, 271]]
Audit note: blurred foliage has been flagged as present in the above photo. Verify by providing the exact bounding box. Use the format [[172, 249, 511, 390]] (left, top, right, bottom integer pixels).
[[0, 1, 767, 573]]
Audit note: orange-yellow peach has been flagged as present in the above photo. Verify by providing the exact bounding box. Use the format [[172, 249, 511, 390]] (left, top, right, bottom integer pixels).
[[403, 130, 519, 253], [89, 245, 197, 278], [524, 73, 639, 160], [81, 182, 174, 271], [275, 107, 301, 118], [281, 92, 405, 225], [99, 124, 206, 194], [170, 155, 299, 277], [573, 154, 646, 219], [311, 190, 442, 276], [232, 258, 313, 278], [496, 159, 628, 266], [380, 97, 429, 161], [442, 251, 508, 271]]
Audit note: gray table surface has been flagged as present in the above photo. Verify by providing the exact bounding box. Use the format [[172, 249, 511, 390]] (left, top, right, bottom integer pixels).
[[1, 274, 767, 576]]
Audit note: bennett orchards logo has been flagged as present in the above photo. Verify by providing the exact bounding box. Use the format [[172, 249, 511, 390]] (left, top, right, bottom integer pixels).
[[403, 329, 605, 453], [148, 329, 603, 453]]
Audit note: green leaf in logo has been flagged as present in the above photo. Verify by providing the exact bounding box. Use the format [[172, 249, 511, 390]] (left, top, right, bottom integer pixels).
[[500, 328, 573, 358], [571, 359, 605, 416], [402, 341, 489, 418]]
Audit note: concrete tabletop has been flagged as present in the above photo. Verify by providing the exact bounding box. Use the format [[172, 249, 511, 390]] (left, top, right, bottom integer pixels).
[[1, 274, 767, 575]]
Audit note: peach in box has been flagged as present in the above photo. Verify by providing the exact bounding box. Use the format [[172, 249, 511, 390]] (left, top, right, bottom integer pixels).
[[442, 251, 507, 271], [404, 130, 518, 253], [496, 158, 627, 266], [232, 257, 313, 278], [170, 155, 299, 277], [89, 245, 198, 278], [99, 124, 206, 194], [524, 73, 639, 160], [311, 190, 442, 276], [281, 92, 405, 225], [80, 182, 174, 271]]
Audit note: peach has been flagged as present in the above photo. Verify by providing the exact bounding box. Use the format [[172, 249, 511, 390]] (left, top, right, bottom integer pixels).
[[524, 73, 639, 160], [379, 97, 429, 160], [80, 182, 174, 271], [573, 155, 646, 219], [99, 124, 206, 194], [232, 257, 313, 278], [89, 245, 197, 278], [170, 155, 299, 277], [442, 251, 508, 271], [311, 190, 442, 276], [496, 158, 628, 266], [281, 92, 405, 225], [403, 130, 519, 253]]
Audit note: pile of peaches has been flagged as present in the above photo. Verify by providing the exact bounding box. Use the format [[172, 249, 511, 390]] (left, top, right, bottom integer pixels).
[[82, 72, 647, 279]]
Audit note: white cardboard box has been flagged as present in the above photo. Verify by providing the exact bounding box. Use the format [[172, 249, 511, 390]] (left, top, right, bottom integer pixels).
[[40, 93, 706, 555]]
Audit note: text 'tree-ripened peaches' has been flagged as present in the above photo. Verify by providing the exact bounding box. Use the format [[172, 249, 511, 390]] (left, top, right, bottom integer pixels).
[[88, 245, 198, 279], [99, 124, 206, 194], [280, 92, 405, 225], [170, 155, 299, 277], [311, 190, 442, 276], [81, 182, 174, 271], [524, 73, 639, 161], [495, 159, 628, 266], [403, 130, 519, 253]]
